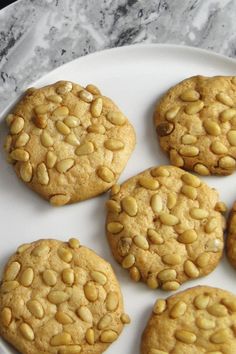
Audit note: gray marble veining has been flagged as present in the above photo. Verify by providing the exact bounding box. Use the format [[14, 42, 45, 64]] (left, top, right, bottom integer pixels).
[[0, 0, 236, 110]]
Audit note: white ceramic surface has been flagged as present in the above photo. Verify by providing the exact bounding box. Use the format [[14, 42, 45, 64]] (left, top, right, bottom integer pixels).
[[1, 44, 236, 354]]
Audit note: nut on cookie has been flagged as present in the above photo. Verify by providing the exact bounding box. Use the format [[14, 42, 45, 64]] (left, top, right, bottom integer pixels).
[[106, 165, 225, 291], [154, 75, 236, 175], [0, 238, 130, 354], [4, 81, 136, 205]]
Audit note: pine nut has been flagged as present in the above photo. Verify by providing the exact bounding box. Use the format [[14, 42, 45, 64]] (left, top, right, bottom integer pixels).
[[1, 281, 19, 293], [58, 247, 73, 262], [79, 89, 93, 102], [196, 252, 210, 267], [196, 317, 215, 330], [42, 269, 57, 286], [203, 120, 221, 136], [162, 281, 180, 291], [147, 229, 163, 244], [121, 313, 131, 324], [211, 141, 228, 154], [87, 124, 106, 134], [107, 111, 126, 125], [55, 311, 73, 325], [75, 142, 94, 156], [184, 260, 199, 278], [219, 156, 236, 169], [15, 132, 30, 147], [181, 134, 197, 144], [104, 139, 124, 151], [158, 269, 177, 282], [48, 291, 70, 304], [40, 130, 53, 147], [64, 115, 80, 128], [27, 300, 44, 319], [180, 89, 200, 102], [206, 239, 223, 252], [91, 97, 103, 117], [194, 294, 210, 309], [179, 146, 199, 157], [193, 163, 210, 176], [139, 176, 159, 190], [106, 291, 119, 311], [91, 271, 107, 285], [205, 218, 218, 233], [162, 254, 181, 265], [220, 108, 236, 122], [53, 106, 69, 116], [10, 116, 24, 134], [190, 208, 208, 219], [181, 185, 197, 199], [107, 222, 123, 233], [10, 149, 29, 162], [32, 244, 50, 256], [33, 114, 47, 129], [122, 254, 135, 269], [216, 92, 234, 106], [156, 122, 174, 136], [6, 114, 14, 126], [167, 193, 177, 209], [147, 275, 159, 289], [84, 282, 98, 302], [151, 166, 170, 177], [65, 133, 80, 145], [129, 266, 141, 282], [221, 298, 236, 312], [46, 151, 57, 168], [185, 100, 204, 114], [170, 149, 184, 166], [5, 261, 21, 281], [4, 135, 12, 152], [1, 308, 12, 327], [56, 121, 71, 135], [133, 235, 149, 250], [227, 130, 236, 146], [110, 184, 120, 195], [149, 350, 168, 354], [50, 194, 70, 206], [56, 82, 73, 94], [19, 323, 35, 341], [51, 333, 72, 346], [160, 213, 179, 226], [97, 166, 115, 183], [165, 106, 180, 120], [86, 84, 101, 95], [121, 196, 138, 216], [100, 330, 118, 343], [37, 162, 49, 185], [85, 328, 95, 344], [68, 238, 80, 249], [170, 301, 187, 318], [35, 104, 52, 115], [58, 346, 81, 354], [20, 268, 34, 286], [208, 303, 228, 317], [151, 194, 162, 213], [153, 299, 166, 314], [175, 330, 196, 344], [56, 158, 74, 173], [106, 200, 121, 213], [178, 230, 197, 244], [62, 269, 74, 285], [210, 329, 229, 344], [77, 306, 93, 322], [98, 314, 112, 330], [47, 94, 63, 103]]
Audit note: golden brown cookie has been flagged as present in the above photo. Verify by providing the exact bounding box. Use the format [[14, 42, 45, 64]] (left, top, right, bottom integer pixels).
[[141, 285, 236, 354], [4, 81, 136, 205], [0, 238, 130, 354], [106, 165, 225, 291], [227, 201, 236, 268], [154, 75, 236, 175]]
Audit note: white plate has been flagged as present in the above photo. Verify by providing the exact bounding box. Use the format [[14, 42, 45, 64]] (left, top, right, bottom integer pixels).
[[1, 44, 236, 354]]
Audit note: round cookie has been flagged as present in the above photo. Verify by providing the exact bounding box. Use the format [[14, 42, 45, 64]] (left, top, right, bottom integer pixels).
[[154, 75, 236, 176], [0, 238, 130, 354], [141, 285, 236, 354], [4, 81, 136, 205], [106, 165, 225, 291], [227, 201, 236, 268]]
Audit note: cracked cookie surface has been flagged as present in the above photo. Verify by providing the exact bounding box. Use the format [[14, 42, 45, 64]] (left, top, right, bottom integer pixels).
[[154, 75, 236, 175], [4, 81, 136, 205], [106, 166, 224, 291], [0, 238, 129, 354]]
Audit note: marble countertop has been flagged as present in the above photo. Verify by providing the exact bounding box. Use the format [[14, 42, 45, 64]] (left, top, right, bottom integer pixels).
[[0, 0, 236, 111]]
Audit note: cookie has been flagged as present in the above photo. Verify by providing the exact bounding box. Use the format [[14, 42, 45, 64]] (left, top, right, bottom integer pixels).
[[4, 81, 136, 205], [154, 75, 236, 175], [0, 238, 130, 354], [106, 165, 225, 291], [141, 285, 236, 354], [227, 201, 236, 268]]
